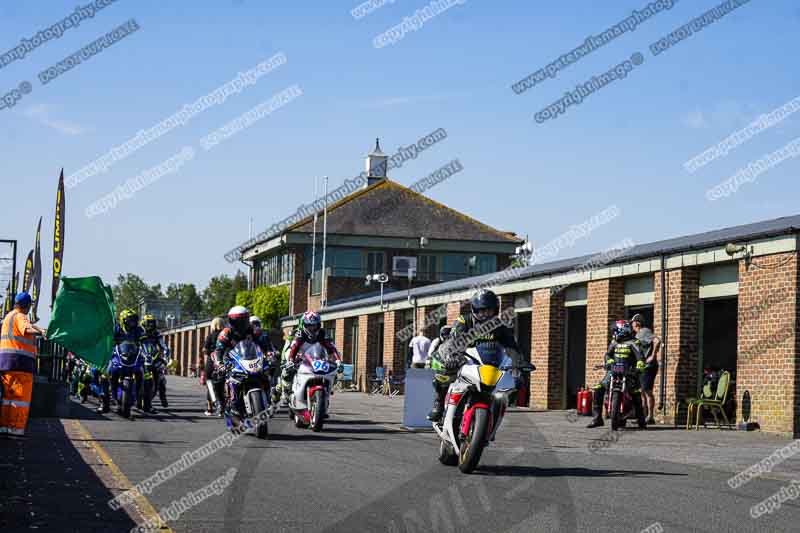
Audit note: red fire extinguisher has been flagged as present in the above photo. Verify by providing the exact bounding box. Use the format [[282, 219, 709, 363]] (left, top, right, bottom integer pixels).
[[577, 386, 592, 415]]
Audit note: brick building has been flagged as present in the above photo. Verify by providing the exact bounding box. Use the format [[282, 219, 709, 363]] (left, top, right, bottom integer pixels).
[[272, 214, 800, 437], [236, 140, 523, 315]]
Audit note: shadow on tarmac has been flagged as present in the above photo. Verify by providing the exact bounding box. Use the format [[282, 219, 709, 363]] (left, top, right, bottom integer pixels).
[[476, 464, 688, 478]]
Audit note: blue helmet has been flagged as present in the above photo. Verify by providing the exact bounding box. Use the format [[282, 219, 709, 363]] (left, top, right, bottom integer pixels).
[[14, 292, 32, 307]]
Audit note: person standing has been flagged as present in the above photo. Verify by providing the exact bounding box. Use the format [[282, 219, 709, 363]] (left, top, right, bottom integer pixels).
[[0, 292, 46, 437], [203, 317, 226, 416], [409, 330, 431, 369], [630, 313, 661, 425]]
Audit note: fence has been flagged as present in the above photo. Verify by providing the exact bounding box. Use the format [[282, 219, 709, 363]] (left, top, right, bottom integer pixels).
[[36, 337, 69, 382]]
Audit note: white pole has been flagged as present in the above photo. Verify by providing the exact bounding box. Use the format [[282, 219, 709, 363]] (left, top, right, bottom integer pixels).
[[311, 177, 318, 298], [321, 176, 328, 308]]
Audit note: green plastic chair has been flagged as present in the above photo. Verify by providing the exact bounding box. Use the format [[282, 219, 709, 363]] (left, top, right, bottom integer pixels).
[[692, 371, 731, 430], [683, 380, 715, 430]]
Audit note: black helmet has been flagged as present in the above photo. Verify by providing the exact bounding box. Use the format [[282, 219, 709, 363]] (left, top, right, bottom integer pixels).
[[439, 325, 452, 341], [470, 289, 499, 323], [630, 313, 645, 326], [613, 320, 634, 342]]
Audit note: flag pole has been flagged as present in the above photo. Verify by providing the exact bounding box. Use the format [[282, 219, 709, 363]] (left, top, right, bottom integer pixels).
[[321, 176, 328, 308], [311, 177, 318, 304]]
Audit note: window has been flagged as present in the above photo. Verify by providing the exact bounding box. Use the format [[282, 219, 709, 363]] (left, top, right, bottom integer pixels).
[[366, 251, 386, 275], [419, 254, 438, 281], [333, 249, 362, 277], [255, 252, 293, 287]]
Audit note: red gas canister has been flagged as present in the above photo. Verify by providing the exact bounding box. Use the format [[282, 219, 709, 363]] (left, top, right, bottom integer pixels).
[[578, 387, 592, 415]]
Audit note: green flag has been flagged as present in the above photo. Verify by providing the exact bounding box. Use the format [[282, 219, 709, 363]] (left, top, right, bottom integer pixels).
[[47, 276, 117, 368]]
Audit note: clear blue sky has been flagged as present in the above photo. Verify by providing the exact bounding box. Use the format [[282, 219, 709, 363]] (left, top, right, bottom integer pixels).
[[1, 0, 798, 324]]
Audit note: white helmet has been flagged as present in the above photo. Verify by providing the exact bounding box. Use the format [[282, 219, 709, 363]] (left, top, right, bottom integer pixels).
[[250, 316, 262, 330], [227, 306, 250, 336]]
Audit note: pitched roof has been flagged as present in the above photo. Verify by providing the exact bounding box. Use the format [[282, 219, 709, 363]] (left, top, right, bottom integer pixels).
[[284, 179, 522, 243], [290, 212, 800, 316]]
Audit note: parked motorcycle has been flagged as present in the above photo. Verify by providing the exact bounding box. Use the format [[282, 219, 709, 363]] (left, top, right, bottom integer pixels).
[[593, 355, 646, 431], [224, 339, 273, 439], [287, 342, 341, 432], [434, 342, 534, 474], [108, 341, 144, 420]]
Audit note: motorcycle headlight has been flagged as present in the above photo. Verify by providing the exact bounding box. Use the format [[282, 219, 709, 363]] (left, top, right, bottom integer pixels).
[[478, 365, 502, 387]]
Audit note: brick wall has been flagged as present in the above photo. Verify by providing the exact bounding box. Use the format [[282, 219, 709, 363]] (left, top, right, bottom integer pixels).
[[737, 253, 799, 436], [356, 314, 382, 391], [531, 288, 565, 409], [585, 279, 625, 387], [290, 247, 307, 316], [382, 310, 405, 375], [653, 267, 699, 424]]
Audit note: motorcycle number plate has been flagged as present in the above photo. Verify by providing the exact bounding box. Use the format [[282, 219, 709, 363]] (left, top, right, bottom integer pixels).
[[312, 360, 329, 373]]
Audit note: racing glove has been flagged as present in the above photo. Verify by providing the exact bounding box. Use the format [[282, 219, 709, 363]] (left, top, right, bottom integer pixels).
[[605, 358, 615, 370], [636, 360, 646, 372], [443, 353, 465, 371]]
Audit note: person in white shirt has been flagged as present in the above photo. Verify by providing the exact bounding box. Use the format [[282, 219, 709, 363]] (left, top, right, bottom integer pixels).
[[409, 331, 432, 369]]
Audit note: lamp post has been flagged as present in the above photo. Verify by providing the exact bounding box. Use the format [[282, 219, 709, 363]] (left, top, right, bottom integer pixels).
[[365, 273, 389, 310]]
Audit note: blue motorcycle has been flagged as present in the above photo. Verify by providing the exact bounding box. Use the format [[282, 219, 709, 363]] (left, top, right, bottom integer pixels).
[[224, 339, 274, 439], [108, 341, 144, 419]]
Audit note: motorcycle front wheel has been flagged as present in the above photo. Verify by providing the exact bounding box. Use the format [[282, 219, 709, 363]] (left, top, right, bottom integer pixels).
[[310, 390, 324, 432], [611, 391, 622, 431], [458, 408, 488, 474], [121, 380, 132, 419], [438, 440, 458, 466]]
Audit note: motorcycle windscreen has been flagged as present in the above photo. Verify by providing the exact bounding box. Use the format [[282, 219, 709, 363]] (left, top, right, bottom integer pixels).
[[473, 342, 505, 368], [302, 343, 327, 360], [231, 340, 263, 361], [118, 341, 140, 365]]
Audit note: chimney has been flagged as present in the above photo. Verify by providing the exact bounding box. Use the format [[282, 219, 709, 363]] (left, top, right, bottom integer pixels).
[[364, 137, 388, 188]]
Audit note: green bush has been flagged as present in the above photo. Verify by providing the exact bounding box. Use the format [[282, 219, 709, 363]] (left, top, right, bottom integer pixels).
[[235, 285, 289, 329]]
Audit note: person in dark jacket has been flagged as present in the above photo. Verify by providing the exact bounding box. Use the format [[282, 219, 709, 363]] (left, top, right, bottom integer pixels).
[[203, 317, 226, 416]]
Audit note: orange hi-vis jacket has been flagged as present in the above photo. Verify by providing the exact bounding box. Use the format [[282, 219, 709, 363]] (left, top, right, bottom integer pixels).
[[0, 310, 38, 373], [0, 309, 37, 435]]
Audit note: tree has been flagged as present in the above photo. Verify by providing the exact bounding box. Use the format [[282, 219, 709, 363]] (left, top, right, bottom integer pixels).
[[236, 285, 289, 328], [202, 271, 248, 317], [166, 283, 205, 320], [112, 274, 162, 317]]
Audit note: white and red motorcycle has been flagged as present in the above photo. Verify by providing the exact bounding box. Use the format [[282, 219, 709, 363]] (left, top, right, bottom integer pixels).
[[287, 342, 341, 432]]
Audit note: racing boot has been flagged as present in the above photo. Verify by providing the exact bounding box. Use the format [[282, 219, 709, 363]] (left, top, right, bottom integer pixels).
[[427, 385, 447, 422], [586, 388, 604, 428]]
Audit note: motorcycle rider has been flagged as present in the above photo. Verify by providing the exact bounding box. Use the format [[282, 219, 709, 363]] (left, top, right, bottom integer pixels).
[[140, 314, 171, 412], [214, 306, 268, 418], [250, 315, 280, 398], [282, 310, 343, 403], [426, 325, 452, 368], [586, 319, 647, 429], [97, 309, 145, 414], [427, 289, 532, 422], [273, 326, 299, 405]]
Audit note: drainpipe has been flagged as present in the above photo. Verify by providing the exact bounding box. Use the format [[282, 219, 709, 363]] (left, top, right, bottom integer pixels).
[[659, 254, 668, 413]]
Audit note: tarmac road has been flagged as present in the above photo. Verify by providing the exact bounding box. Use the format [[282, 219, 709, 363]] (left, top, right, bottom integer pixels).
[[44, 377, 800, 532]]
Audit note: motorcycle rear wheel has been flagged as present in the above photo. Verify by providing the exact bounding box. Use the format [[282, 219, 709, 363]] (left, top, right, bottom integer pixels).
[[458, 408, 488, 474]]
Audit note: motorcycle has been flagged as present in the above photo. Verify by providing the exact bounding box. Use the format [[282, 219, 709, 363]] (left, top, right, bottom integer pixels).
[[434, 342, 534, 474], [223, 339, 273, 439], [108, 341, 145, 420], [141, 341, 169, 410], [593, 354, 646, 431], [287, 342, 341, 432]]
